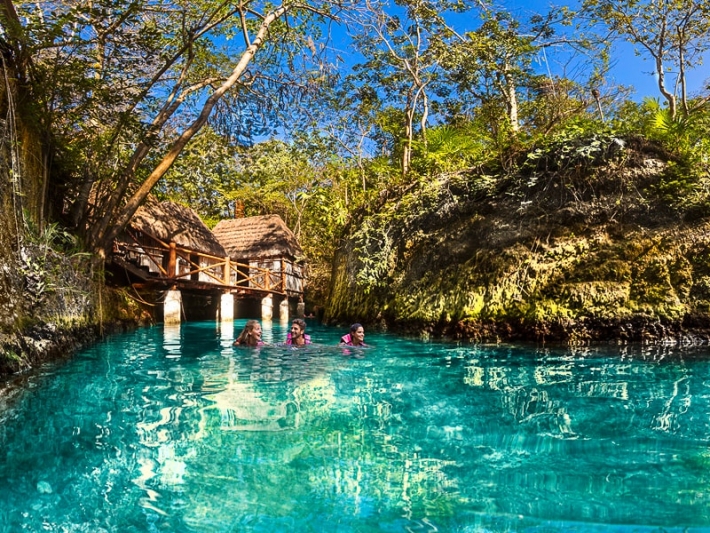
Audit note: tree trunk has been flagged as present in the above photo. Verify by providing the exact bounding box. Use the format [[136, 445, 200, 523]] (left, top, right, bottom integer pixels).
[[402, 97, 414, 177], [678, 28, 688, 115], [95, 4, 292, 254], [655, 54, 677, 119], [502, 61, 519, 132]]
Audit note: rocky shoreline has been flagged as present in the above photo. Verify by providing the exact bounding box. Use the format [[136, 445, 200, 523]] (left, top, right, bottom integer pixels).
[[0, 320, 142, 378], [5, 310, 710, 382], [386, 314, 710, 346]]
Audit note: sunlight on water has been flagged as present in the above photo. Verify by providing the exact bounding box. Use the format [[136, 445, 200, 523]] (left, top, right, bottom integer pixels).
[[1, 321, 710, 532]]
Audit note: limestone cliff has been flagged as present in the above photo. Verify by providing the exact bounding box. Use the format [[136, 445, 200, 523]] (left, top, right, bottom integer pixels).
[[0, 58, 149, 377], [325, 135, 710, 344]]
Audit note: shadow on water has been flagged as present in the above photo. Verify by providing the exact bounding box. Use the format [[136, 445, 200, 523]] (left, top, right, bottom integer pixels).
[[1, 321, 710, 532]]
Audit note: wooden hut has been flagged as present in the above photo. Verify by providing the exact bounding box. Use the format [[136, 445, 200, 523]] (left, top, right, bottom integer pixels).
[[114, 200, 227, 284], [212, 214, 305, 296]]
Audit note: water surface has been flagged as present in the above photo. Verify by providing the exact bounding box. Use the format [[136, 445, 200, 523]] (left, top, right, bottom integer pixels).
[[1, 320, 709, 532]]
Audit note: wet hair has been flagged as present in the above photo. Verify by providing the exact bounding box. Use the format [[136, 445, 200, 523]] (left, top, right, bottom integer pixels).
[[350, 323, 363, 333], [235, 319, 261, 346], [292, 318, 306, 331]]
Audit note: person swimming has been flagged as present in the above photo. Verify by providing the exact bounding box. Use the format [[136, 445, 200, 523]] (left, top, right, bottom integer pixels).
[[286, 318, 311, 346], [340, 323, 367, 347], [234, 320, 264, 347]]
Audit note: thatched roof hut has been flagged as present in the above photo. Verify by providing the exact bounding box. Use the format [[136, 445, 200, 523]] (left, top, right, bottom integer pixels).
[[212, 215, 302, 261], [130, 201, 226, 257]]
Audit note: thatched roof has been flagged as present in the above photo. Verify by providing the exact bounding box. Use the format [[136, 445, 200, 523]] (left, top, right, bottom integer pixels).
[[130, 201, 227, 257], [213, 215, 302, 261]]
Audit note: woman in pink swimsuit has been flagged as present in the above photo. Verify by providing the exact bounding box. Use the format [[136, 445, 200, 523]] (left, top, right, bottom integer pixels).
[[340, 323, 366, 347], [234, 320, 265, 347]]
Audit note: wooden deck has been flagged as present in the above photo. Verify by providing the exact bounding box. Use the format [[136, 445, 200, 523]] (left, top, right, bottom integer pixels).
[[112, 229, 304, 297]]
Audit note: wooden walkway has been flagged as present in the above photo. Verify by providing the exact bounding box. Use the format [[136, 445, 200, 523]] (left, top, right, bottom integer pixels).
[[112, 229, 304, 297]]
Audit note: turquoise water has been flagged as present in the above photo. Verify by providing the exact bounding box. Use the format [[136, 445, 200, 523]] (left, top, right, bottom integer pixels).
[[1, 321, 710, 532]]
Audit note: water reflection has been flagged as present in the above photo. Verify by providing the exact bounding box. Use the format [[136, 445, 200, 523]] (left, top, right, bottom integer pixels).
[[163, 324, 181, 358], [459, 345, 706, 443], [1, 326, 710, 532], [218, 320, 234, 356]]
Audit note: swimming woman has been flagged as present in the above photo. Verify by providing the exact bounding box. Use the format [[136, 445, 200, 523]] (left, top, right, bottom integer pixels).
[[286, 318, 311, 346], [234, 320, 264, 347], [340, 323, 367, 347]]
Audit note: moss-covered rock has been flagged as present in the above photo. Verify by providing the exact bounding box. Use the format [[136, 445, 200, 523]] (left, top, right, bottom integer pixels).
[[325, 135, 710, 344], [0, 64, 152, 377], [0, 282, 153, 376]]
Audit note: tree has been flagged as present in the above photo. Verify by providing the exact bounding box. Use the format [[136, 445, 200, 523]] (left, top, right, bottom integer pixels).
[[439, 7, 602, 135], [583, 0, 710, 117], [3, 0, 350, 256], [157, 126, 240, 225], [224, 140, 317, 235], [348, 0, 463, 177]]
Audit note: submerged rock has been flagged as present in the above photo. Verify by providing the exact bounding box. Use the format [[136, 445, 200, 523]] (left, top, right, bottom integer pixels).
[[36, 481, 52, 494]]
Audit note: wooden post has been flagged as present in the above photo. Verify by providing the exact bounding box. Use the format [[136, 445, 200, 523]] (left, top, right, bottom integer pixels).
[[168, 242, 177, 278], [279, 298, 289, 323], [262, 294, 273, 321], [297, 295, 305, 318], [281, 258, 286, 293]]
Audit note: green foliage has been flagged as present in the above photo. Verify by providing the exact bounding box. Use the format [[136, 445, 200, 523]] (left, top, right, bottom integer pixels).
[[522, 120, 624, 175], [23, 217, 82, 255], [224, 140, 324, 230], [410, 123, 490, 174], [158, 127, 240, 224], [634, 99, 710, 158], [346, 160, 500, 298], [582, 0, 710, 115], [352, 214, 396, 294], [611, 99, 710, 209], [8, 0, 710, 329], [10, 0, 349, 253], [439, 6, 604, 137], [20, 218, 92, 318], [521, 76, 603, 135]]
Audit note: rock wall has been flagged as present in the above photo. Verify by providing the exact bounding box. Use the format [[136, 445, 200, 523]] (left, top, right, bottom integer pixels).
[[0, 61, 24, 337], [0, 56, 151, 377], [325, 137, 710, 344]]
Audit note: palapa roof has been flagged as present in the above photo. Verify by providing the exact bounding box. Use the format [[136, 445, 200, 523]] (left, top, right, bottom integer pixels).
[[212, 214, 302, 261], [130, 200, 227, 257]]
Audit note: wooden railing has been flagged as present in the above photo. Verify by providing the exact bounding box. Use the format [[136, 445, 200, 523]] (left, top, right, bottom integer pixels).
[[113, 229, 304, 296]]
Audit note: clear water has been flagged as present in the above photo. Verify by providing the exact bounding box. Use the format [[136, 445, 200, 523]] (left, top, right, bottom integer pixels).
[[1, 321, 710, 533]]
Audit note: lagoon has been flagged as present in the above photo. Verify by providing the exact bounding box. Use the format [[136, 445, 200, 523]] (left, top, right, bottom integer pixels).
[[1, 320, 709, 532]]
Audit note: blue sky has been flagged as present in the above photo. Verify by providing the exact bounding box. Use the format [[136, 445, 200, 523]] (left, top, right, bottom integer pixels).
[[605, 41, 708, 101], [323, 0, 709, 104], [501, 0, 708, 101], [330, 0, 708, 102]]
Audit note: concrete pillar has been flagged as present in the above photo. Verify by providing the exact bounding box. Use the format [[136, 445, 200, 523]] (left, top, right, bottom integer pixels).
[[220, 293, 234, 322], [164, 290, 182, 325], [279, 299, 289, 323], [261, 294, 273, 321], [296, 299, 305, 318]]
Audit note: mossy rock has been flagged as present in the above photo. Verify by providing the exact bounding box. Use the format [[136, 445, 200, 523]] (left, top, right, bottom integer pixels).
[[325, 138, 710, 344]]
